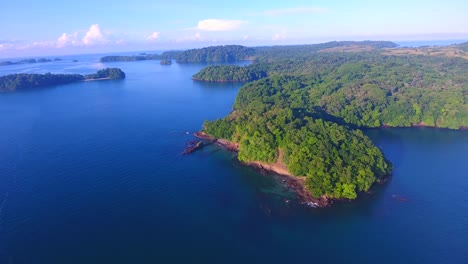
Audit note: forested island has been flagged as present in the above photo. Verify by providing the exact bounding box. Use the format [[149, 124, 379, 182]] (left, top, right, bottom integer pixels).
[[176, 45, 255, 63], [0, 68, 125, 91], [160, 59, 172, 65], [193, 41, 468, 205], [100, 51, 182, 62], [0, 57, 63, 66], [100, 45, 255, 64]]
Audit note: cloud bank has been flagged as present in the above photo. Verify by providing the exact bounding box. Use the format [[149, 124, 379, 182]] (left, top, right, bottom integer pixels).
[[146, 32, 160, 40], [83, 24, 106, 45], [56, 32, 79, 48]]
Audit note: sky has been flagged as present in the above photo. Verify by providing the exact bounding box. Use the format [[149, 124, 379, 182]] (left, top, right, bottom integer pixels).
[[1, 0, 467, 58]]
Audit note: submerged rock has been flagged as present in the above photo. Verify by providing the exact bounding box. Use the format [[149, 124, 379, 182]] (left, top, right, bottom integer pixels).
[[183, 140, 204, 155]]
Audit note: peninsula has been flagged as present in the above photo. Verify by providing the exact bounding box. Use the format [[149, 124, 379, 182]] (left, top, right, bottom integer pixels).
[[193, 41, 468, 206]]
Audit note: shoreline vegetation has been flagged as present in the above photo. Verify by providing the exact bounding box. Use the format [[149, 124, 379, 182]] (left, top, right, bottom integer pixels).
[[0, 68, 125, 92], [190, 41, 466, 206]]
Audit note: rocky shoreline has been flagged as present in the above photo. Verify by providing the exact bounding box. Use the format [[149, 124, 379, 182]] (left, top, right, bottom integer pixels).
[[194, 132, 330, 207]]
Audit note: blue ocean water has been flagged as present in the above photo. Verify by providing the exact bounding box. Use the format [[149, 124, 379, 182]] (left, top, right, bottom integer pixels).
[[0, 55, 467, 264]]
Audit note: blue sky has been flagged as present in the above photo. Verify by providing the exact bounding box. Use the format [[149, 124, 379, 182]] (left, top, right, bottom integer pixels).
[[1, 0, 467, 57]]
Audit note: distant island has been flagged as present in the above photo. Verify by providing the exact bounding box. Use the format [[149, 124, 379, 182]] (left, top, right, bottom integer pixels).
[[0, 57, 64, 66], [160, 59, 172, 65], [100, 51, 182, 62], [176, 45, 255, 63], [99, 45, 255, 64], [190, 41, 468, 206], [0, 68, 125, 91]]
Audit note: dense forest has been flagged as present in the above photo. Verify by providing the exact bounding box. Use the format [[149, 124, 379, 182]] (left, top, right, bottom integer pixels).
[[193, 65, 266, 82], [197, 43, 468, 129], [0, 68, 125, 91], [176, 45, 255, 63], [200, 41, 468, 200], [85, 68, 126, 80], [99, 41, 397, 65], [204, 75, 393, 199], [102, 45, 253, 64]]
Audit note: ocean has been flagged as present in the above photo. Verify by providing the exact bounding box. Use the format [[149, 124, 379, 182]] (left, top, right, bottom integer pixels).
[[0, 54, 467, 263]]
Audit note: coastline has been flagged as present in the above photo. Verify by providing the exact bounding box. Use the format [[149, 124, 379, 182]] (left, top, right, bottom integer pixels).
[[83, 77, 112, 82], [192, 77, 249, 83], [194, 132, 329, 207]]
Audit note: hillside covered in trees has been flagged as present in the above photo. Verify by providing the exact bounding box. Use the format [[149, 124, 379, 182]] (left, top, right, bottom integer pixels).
[[193, 65, 266, 82], [176, 45, 255, 63], [0, 68, 125, 91], [199, 41, 468, 201], [197, 42, 468, 129], [203, 75, 393, 200]]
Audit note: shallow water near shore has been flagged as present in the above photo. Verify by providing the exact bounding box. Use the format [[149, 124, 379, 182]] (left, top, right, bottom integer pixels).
[[0, 54, 467, 263]]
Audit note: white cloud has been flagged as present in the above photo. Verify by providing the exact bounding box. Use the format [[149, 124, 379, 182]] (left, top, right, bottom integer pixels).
[[56, 32, 79, 48], [197, 19, 246, 31], [146, 32, 160, 40], [262, 7, 328, 16], [83, 24, 106, 45], [243, 35, 249, 40], [272, 30, 287, 41]]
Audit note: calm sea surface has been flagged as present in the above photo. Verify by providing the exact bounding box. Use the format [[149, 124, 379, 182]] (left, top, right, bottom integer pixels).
[[0, 55, 467, 263]]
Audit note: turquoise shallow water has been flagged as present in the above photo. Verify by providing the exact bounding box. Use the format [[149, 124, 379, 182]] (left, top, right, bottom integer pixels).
[[0, 55, 467, 263]]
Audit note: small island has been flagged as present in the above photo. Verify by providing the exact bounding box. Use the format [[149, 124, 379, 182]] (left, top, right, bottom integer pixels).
[[0, 68, 125, 92], [84, 68, 126, 80], [160, 59, 172, 65]]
